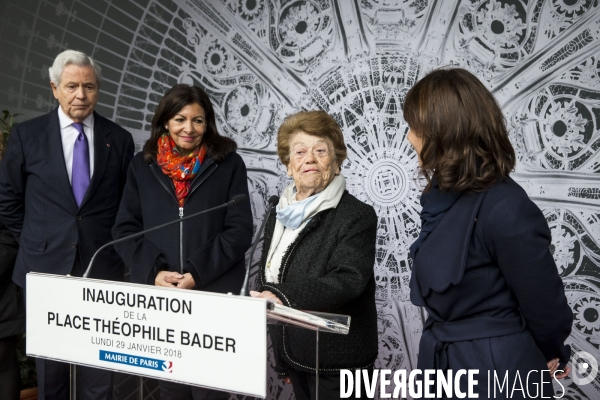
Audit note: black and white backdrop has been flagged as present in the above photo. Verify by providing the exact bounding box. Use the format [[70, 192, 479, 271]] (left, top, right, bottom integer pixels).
[[0, 0, 599, 399]]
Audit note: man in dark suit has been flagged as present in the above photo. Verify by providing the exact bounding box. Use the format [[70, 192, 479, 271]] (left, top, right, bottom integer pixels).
[[0, 50, 134, 400]]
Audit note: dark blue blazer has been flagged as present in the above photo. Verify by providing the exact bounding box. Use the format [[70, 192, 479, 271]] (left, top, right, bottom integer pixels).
[[0, 108, 134, 288], [410, 177, 573, 398]]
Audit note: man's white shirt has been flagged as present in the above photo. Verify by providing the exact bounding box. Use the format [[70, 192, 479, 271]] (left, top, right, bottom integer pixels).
[[57, 106, 95, 183]]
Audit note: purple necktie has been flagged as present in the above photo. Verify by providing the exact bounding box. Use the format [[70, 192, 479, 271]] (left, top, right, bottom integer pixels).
[[72, 122, 90, 206]]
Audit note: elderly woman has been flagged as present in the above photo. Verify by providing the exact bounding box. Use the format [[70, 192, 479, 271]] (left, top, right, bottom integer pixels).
[[404, 68, 572, 397], [250, 110, 378, 400], [112, 84, 253, 399]]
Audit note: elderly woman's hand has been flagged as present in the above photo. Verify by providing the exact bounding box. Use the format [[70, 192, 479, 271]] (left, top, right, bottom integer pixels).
[[250, 290, 283, 305]]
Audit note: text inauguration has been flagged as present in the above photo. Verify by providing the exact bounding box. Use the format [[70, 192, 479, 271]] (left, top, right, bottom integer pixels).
[[83, 288, 192, 315]]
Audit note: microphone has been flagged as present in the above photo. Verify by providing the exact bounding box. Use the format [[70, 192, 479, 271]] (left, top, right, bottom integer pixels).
[[82, 194, 248, 278], [229, 194, 248, 205], [240, 195, 279, 296]]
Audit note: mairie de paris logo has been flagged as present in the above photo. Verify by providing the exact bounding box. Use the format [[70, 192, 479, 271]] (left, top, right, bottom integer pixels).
[[99, 350, 173, 373], [162, 361, 173, 373]]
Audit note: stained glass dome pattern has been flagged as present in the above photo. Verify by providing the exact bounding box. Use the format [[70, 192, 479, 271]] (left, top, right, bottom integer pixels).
[[0, 0, 599, 398]]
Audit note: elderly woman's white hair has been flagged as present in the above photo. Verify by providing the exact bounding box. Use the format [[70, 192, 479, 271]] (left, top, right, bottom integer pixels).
[[48, 50, 102, 86]]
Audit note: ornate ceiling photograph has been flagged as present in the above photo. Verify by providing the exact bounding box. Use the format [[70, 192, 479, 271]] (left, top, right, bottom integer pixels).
[[0, 0, 598, 399]]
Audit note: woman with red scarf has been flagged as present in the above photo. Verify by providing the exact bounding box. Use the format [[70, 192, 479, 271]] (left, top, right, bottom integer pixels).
[[112, 84, 253, 399]]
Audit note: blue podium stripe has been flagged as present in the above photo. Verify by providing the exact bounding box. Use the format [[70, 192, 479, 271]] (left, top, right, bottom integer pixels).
[[99, 350, 169, 371]]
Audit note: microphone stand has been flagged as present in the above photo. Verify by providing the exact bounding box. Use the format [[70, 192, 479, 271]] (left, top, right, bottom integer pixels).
[[240, 196, 278, 296]]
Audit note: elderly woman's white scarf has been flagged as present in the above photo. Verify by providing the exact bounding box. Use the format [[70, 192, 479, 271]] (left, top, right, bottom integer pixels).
[[276, 174, 346, 228], [265, 174, 346, 283]]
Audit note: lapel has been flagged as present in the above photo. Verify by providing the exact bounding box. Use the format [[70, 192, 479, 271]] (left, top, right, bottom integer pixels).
[[150, 162, 176, 199], [43, 108, 78, 210], [277, 211, 325, 283], [189, 156, 216, 192], [411, 190, 486, 300], [258, 194, 336, 286], [79, 112, 112, 209], [258, 213, 277, 287]]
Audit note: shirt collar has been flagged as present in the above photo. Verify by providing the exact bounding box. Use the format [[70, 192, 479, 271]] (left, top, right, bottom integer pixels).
[[57, 106, 95, 130]]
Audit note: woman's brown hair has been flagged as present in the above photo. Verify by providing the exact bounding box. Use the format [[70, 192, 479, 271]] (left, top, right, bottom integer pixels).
[[403, 68, 515, 192], [277, 110, 347, 166], [144, 84, 236, 163]]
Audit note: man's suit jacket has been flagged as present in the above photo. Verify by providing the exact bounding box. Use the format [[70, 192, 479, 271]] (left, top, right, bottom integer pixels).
[[0, 107, 134, 288]]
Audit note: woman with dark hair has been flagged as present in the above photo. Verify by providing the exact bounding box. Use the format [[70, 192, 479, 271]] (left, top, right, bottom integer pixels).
[[112, 84, 253, 399], [251, 110, 378, 400], [404, 68, 572, 397]]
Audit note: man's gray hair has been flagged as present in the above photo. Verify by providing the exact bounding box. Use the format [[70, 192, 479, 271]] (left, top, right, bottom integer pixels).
[[48, 50, 102, 86]]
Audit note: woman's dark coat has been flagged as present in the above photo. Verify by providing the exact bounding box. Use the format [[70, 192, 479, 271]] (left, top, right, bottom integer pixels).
[[258, 191, 379, 376], [112, 151, 253, 293], [411, 177, 573, 398], [0, 221, 24, 338]]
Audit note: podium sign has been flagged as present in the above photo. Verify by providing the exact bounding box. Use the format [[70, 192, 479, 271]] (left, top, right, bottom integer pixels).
[[26, 273, 267, 398]]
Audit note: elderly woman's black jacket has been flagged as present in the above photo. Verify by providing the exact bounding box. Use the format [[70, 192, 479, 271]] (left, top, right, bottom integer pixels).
[[112, 151, 253, 293], [258, 191, 378, 376]]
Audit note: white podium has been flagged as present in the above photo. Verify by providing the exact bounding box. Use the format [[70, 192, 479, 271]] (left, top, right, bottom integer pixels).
[[26, 273, 350, 399]]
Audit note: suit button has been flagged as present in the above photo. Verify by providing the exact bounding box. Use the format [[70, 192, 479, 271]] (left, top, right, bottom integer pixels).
[[71, 243, 77, 248], [77, 215, 82, 220]]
